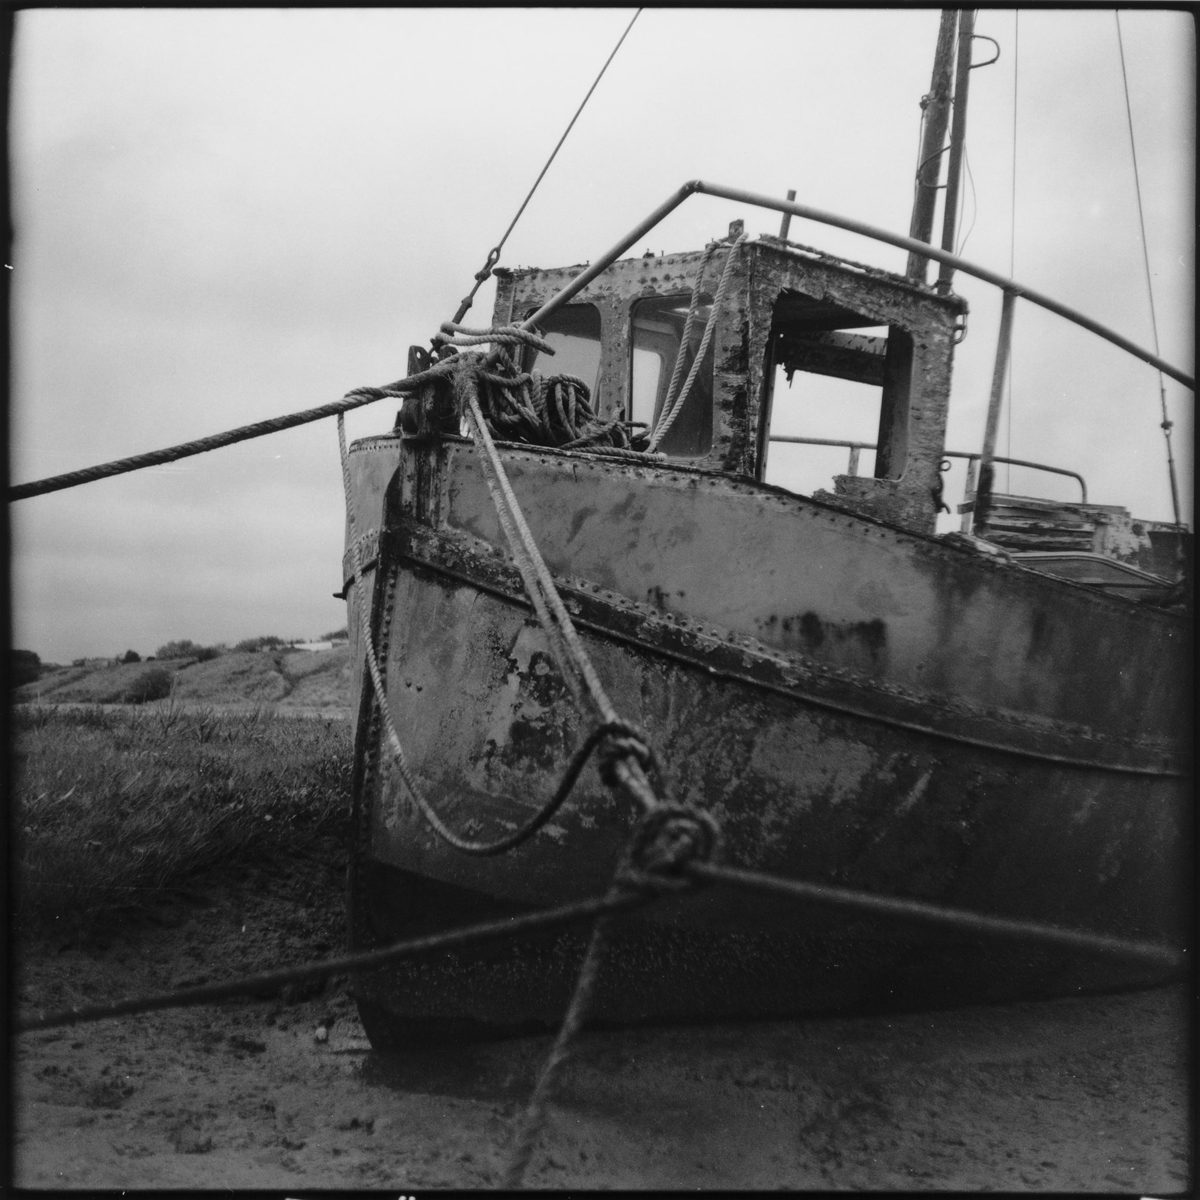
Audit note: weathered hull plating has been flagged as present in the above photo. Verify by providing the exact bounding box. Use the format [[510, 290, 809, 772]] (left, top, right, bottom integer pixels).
[[344, 435, 1189, 1033]]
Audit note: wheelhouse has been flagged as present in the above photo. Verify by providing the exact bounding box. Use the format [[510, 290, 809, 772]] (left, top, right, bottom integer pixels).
[[494, 227, 967, 536], [493, 227, 1187, 591]]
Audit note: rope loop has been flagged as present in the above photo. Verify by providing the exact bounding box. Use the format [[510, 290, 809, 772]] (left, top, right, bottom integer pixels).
[[623, 804, 721, 885], [475, 246, 503, 281]]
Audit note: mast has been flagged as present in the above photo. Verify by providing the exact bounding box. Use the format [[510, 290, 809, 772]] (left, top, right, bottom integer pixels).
[[936, 9, 977, 292], [906, 11, 958, 282]]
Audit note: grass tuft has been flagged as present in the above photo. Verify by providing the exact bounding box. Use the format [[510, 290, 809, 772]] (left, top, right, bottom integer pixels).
[[12, 705, 352, 940]]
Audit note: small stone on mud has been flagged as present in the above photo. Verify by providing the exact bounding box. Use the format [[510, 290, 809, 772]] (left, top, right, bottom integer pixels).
[[314, 1025, 329, 1043]]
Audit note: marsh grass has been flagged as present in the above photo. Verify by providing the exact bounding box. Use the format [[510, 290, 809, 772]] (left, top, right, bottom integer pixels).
[[12, 703, 352, 939]]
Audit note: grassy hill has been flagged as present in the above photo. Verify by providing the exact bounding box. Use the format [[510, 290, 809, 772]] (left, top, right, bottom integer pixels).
[[14, 647, 351, 715]]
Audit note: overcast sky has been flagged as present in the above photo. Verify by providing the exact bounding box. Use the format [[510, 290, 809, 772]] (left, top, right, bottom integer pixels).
[[9, 8, 1194, 664]]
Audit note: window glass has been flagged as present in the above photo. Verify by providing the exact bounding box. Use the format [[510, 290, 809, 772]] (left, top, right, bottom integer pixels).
[[525, 304, 602, 396], [631, 295, 714, 458]]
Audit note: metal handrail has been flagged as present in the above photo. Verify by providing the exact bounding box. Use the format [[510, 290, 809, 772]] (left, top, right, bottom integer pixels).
[[767, 435, 1088, 504], [517, 179, 1195, 391], [512, 179, 1189, 536]]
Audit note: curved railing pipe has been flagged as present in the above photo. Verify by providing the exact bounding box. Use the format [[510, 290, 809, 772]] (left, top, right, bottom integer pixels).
[[518, 180, 1194, 392]]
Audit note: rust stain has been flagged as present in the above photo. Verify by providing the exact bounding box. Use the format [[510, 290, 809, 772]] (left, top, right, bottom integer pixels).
[[758, 611, 888, 666]]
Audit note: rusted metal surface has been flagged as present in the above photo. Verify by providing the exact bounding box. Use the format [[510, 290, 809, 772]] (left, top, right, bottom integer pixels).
[[343, 233, 1190, 1033], [500, 236, 965, 534], [342, 429, 1188, 1027]]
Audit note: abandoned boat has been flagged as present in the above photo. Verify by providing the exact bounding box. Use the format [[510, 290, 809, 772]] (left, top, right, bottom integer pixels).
[[340, 15, 1191, 1042]]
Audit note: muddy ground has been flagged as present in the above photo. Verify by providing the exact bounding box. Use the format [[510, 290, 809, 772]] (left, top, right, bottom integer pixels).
[[11, 833, 1192, 1192]]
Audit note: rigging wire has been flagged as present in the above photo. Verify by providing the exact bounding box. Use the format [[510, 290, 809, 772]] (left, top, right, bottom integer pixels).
[[954, 143, 977, 257], [446, 8, 643, 330], [1005, 10, 1018, 492], [1115, 11, 1183, 528]]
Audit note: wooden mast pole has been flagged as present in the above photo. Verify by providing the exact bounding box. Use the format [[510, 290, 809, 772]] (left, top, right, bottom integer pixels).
[[906, 11, 959, 283], [937, 9, 977, 292]]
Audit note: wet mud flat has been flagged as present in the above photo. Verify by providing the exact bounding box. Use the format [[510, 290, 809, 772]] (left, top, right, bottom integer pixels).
[[11, 835, 1192, 1191]]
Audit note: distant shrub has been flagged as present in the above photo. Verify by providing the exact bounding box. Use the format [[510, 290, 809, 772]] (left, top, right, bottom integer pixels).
[[156, 639, 200, 659], [124, 666, 173, 704], [156, 639, 222, 662], [12, 649, 41, 687], [121, 649, 141, 664], [234, 635, 287, 653], [319, 627, 349, 641]]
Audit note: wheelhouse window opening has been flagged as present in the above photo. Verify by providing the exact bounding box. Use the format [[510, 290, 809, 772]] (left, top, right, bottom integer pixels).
[[630, 294, 715, 458], [523, 303, 603, 397], [761, 291, 915, 496]]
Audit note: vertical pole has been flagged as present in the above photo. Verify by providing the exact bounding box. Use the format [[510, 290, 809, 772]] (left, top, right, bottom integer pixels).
[[906, 11, 959, 282], [960, 455, 979, 532], [973, 289, 1016, 537], [937, 9, 977, 292], [778, 189, 798, 240]]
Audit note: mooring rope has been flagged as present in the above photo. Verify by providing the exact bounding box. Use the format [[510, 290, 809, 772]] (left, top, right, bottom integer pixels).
[[685, 861, 1183, 970], [502, 889, 622, 1188], [10, 381, 416, 503], [14, 886, 663, 1035]]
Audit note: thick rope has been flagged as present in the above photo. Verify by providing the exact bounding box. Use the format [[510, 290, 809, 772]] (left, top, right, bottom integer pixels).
[[460, 371, 621, 720], [501, 803, 718, 1188], [9, 381, 423, 502], [502, 897, 620, 1188], [652, 242, 718, 434], [684, 861, 1184, 970], [647, 234, 746, 452], [14, 887, 662, 1035], [16, 840, 1181, 1036], [13, 333, 638, 503]]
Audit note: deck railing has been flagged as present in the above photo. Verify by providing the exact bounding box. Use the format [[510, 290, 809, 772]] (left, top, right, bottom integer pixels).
[[768, 434, 1089, 531]]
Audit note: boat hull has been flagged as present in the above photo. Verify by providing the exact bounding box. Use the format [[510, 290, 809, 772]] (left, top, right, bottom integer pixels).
[[343, 435, 1189, 1034]]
